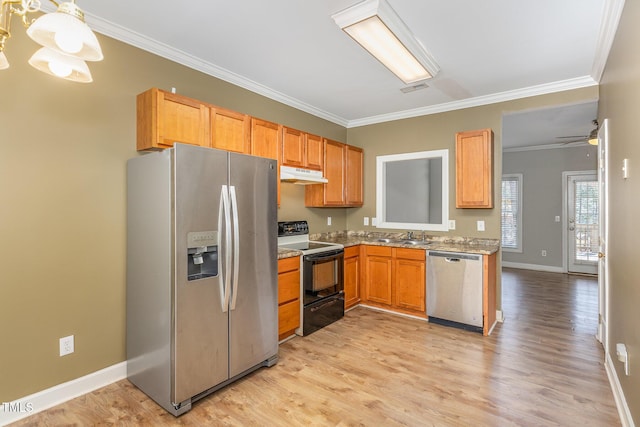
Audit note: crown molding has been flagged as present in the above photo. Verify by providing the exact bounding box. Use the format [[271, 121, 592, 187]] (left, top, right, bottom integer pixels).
[[346, 76, 598, 128], [591, 0, 626, 82]]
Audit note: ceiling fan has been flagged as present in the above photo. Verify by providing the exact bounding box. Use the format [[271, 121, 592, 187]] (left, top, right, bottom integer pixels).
[[555, 120, 599, 145]]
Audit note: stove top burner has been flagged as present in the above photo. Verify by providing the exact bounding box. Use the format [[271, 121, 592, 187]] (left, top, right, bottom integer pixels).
[[277, 220, 343, 255]]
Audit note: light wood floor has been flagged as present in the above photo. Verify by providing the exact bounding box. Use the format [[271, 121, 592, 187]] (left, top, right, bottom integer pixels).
[[10, 268, 620, 426]]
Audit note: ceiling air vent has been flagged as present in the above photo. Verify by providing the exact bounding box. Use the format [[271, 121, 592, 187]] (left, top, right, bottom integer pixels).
[[400, 83, 429, 93]]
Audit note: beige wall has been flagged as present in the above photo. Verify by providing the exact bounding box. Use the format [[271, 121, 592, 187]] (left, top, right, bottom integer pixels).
[[0, 30, 345, 402], [599, 1, 640, 422]]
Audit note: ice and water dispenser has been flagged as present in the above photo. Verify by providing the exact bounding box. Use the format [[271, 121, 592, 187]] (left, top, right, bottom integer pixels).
[[187, 231, 218, 281]]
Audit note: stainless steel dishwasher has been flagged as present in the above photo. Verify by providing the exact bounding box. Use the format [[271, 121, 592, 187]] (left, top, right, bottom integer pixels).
[[426, 250, 483, 332]]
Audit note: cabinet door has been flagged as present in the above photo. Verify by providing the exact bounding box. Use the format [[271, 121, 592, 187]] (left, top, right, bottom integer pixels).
[[364, 246, 392, 306], [345, 145, 363, 206], [281, 127, 305, 167], [456, 128, 493, 208], [323, 139, 346, 205], [211, 107, 251, 154], [137, 88, 210, 151], [305, 133, 323, 170], [344, 246, 360, 309], [251, 118, 280, 160], [278, 257, 300, 340], [251, 118, 282, 205], [394, 257, 426, 313]]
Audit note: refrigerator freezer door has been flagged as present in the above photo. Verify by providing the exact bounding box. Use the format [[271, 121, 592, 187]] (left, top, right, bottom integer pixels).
[[228, 152, 278, 377], [173, 144, 230, 404]]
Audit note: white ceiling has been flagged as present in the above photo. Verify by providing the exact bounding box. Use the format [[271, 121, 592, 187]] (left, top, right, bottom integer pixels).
[[73, 0, 622, 147]]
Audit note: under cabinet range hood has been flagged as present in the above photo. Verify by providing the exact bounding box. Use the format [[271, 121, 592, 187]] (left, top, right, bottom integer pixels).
[[280, 165, 328, 185]]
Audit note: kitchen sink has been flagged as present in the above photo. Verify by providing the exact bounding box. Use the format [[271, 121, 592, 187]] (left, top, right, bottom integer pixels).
[[399, 240, 422, 245], [376, 238, 393, 243]]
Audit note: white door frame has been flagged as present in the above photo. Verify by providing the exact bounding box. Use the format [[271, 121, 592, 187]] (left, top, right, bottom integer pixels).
[[596, 119, 610, 353], [561, 170, 598, 274]]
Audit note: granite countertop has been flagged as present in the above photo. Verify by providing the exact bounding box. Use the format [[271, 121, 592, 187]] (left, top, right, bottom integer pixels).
[[277, 231, 500, 259]]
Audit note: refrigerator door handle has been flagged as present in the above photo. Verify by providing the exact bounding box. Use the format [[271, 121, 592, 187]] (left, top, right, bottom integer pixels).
[[221, 185, 232, 312], [229, 185, 240, 310]]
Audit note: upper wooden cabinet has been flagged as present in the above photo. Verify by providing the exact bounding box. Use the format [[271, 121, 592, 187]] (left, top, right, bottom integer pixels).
[[250, 118, 281, 160], [137, 88, 210, 151], [345, 145, 364, 206], [281, 127, 323, 171], [251, 118, 282, 205], [210, 106, 251, 154], [305, 139, 364, 208], [455, 128, 494, 208]]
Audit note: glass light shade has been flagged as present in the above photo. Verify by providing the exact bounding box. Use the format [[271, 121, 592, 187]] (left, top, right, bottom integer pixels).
[[28, 47, 93, 83], [26, 7, 103, 61], [0, 51, 8, 70], [344, 16, 431, 84]]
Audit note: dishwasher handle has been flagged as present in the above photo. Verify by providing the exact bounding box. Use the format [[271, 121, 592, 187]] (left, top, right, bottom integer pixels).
[[427, 250, 481, 262]]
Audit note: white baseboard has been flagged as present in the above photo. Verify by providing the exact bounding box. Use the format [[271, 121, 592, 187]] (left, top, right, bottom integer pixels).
[[502, 261, 564, 273], [605, 353, 636, 427], [0, 362, 126, 426]]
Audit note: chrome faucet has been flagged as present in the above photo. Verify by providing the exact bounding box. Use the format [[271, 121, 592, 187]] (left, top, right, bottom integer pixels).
[[407, 231, 414, 240]]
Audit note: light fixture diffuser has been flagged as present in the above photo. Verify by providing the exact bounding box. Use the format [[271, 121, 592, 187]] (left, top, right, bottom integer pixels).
[[28, 46, 93, 83], [332, 0, 439, 84], [27, 2, 103, 61]]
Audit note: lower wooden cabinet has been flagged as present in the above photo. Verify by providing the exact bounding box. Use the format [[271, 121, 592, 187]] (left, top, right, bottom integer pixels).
[[394, 248, 426, 313], [362, 246, 426, 317], [344, 245, 361, 310], [278, 256, 300, 341]]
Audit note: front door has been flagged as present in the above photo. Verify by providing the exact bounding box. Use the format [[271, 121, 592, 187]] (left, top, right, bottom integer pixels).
[[567, 172, 599, 275]]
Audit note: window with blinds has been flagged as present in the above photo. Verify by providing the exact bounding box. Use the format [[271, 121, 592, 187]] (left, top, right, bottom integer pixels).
[[501, 174, 522, 251]]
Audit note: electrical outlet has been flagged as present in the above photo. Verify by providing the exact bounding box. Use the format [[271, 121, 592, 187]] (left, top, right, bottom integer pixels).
[[327, 216, 332, 226], [541, 250, 547, 257], [477, 221, 485, 231], [448, 220, 456, 230], [59, 335, 74, 356], [555, 216, 560, 222], [364, 217, 369, 226], [372, 217, 377, 226]]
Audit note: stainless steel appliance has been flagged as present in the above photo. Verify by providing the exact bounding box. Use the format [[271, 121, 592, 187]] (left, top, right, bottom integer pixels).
[[277, 221, 344, 336], [426, 250, 483, 333], [126, 143, 278, 416]]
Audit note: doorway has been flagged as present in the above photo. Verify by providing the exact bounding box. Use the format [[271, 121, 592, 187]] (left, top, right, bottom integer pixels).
[[564, 171, 599, 274]]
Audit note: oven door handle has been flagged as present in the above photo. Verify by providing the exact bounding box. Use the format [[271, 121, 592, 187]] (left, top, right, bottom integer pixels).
[[304, 250, 343, 262], [310, 298, 339, 312]]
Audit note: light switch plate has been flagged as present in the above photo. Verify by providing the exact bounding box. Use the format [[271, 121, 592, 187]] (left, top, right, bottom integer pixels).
[[364, 217, 369, 226], [448, 220, 456, 230], [477, 220, 485, 231]]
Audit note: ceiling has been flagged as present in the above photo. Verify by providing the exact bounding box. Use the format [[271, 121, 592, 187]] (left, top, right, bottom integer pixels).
[[71, 0, 622, 147]]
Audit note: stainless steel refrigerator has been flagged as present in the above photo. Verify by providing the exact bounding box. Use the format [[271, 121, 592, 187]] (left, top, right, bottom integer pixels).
[[126, 143, 278, 416]]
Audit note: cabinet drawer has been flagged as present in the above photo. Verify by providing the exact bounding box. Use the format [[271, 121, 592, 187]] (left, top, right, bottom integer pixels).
[[344, 245, 360, 258], [278, 299, 300, 336], [278, 269, 300, 304], [278, 256, 300, 273], [365, 245, 392, 257], [393, 247, 426, 261]]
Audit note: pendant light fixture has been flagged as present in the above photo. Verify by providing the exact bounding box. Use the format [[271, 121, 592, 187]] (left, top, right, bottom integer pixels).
[[0, 0, 103, 82]]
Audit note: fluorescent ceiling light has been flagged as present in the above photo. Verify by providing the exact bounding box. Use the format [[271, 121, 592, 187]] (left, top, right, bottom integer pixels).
[[332, 0, 439, 84]]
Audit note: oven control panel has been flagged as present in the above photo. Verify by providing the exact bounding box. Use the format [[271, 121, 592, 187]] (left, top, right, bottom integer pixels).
[[278, 220, 309, 237]]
